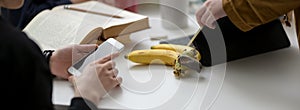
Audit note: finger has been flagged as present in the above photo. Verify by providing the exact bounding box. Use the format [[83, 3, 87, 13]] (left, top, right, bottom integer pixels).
[[196, 5, 206, 27], [114, 77, 122, 86], [75, 44, 98, 53], [102, 60, 116, 70], [201, 9, 211, 28], [68, 76, 75, 86], [68, 76, 74, 82], [71, 44, 98, 62], [98, 52, 120, 64], [206, 13, 217, 29], [110, 68, 119, 77]]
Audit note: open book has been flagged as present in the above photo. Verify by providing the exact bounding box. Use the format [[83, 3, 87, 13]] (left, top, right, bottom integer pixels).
[[23, 1, 149, 50]]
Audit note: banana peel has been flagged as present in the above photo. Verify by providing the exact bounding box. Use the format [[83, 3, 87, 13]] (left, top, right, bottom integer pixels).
[[151, 44, 202, 78], [174, 54, 202, 78]]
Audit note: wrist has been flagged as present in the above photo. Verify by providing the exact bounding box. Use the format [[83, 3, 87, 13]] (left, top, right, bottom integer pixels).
[[43, 50, 56, 77]]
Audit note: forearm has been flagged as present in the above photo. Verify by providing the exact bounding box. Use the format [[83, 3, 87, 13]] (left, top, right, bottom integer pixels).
[[223, 0, 300, 31]]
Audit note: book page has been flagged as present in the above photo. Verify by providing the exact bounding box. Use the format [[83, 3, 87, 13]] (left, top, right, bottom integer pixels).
[[62, 1, 148, 28], [23, 9, 100, 50], [23, 1, 149, 50], [59, 1, 149, 38]]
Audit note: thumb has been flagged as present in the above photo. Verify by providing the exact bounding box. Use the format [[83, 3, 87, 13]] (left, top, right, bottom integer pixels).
[[68, 76, 75, 85], [76, 44, 98, 53], [115, 77, 123, 86], [196, 5, 206, 27], [206, 14, 217, 29]]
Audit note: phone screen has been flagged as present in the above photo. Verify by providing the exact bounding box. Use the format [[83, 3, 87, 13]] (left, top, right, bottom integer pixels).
[[68, 38, 124, 76], [72, 50, 95, 69]]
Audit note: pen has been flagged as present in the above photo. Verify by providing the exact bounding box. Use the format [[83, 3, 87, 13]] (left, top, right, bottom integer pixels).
[[187, 27, 203, 47], [63, 5, 123, 18]]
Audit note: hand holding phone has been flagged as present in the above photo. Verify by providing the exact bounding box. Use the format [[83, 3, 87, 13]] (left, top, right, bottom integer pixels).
[[68, 38, 124, 76]]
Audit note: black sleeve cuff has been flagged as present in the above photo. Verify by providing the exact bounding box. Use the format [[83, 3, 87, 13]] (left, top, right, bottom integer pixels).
[[43, 50, 55, 64], [43, 50, 56, 78], [69, 97, 98, 110]]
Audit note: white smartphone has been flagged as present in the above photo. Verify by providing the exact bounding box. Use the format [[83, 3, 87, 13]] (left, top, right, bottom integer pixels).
[[68, 38, 124, 76]]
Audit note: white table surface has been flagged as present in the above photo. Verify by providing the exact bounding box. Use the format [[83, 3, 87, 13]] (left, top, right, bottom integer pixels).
[[53, 3, 300, 110]]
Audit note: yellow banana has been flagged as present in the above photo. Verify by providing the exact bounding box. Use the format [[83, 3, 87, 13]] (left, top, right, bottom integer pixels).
[[126, 44, 202, 78], [150, 44, 201, 60], [125, 49, 180, 66], [151, 44, 190, 52]]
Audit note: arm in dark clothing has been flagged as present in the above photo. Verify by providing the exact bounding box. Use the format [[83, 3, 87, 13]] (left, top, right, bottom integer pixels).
[[1, 0, 72, 29], [69, 98, 99, 110], [0, 16, 54, 109], [0, 16, 98, 109]]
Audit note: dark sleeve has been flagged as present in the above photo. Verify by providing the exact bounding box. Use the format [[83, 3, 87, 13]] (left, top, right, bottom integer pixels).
[[68, 98, 98, 110], [1, 0, 72, 29], [28, 0, 72, 13], [223, 0, 300, 32], [0, 17, 54, 109]]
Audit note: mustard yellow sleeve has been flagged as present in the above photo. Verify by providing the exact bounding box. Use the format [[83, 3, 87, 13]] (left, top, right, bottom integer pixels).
[[223, 0, 300, 32]]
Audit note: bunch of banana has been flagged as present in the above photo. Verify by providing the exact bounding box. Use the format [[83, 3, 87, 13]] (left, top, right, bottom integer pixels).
[[125, 44, 201, 78]]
